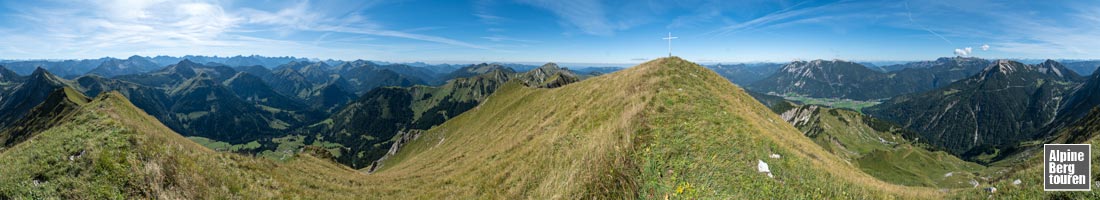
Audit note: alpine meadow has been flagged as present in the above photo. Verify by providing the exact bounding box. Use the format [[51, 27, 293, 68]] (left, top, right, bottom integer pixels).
[[1, 0, 1099, 199]]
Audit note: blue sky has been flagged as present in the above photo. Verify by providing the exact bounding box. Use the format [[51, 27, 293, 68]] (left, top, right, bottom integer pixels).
[[0, 0, 1097, 63]]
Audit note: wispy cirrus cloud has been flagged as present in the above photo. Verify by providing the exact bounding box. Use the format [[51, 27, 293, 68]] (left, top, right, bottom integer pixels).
[[0, 0, 240, 57], [699, 0, 1100, 59], [904, 1, 952, 45], [708, 1, 826, 35], [473, 0, 508, 25], [517, 0, 616, 35], [910, 0, 1100, 58], [481, 35, 540, 43], [237, 2, 492, 50], [513, 0, 661, 36], [0, 0, 490, 59]]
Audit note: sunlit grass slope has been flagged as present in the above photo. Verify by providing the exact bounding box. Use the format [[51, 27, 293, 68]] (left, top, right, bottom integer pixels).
[[373, 57, 941, 198], [1, 57, 944, 199], [776, 104, 984, 188], [0, 90, 373, 199]]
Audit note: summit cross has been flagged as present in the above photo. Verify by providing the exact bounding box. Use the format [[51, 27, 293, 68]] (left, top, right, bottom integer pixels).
[[663, 32, 678, 57]]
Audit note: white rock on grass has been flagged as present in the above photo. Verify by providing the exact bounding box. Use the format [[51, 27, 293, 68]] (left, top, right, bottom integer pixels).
[[757, 160, 770, 173], [757, 160, 775, 178], [944, 172, 953, 177], [969, 180, 980, 188], [1012, 179, 1022, 186], [769, 154, 781, 159], [985, 187, 997, 193]]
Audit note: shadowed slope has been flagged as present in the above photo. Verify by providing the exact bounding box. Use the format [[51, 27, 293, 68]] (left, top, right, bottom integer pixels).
[[0, 87, 88, 148], [0, 68, 70, 130]]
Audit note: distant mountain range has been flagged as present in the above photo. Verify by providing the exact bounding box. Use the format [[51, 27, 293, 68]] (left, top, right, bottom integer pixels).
[[865, 60, 1083, 162], [1, 55, 629, 80], [748, 57, 990, 100], [1062, 60, 1100, 75], [0, 59, 480, 146], [0, 57, 591, 169], [296, 63, 582, 168], [706, 63, 783, 86], [85, 55, 161, 78], [726, 57, 1100, 166]]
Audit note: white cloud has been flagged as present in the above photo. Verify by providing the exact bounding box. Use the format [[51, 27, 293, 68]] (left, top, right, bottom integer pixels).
[[954, 47, 972, 56], [981, 44, 990, 51]]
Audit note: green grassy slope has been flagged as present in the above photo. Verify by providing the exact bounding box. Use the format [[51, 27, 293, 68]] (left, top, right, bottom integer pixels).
[[775, 104, 985, 188], [373, 57, 940, 198], [0, 91, 373, 199], [0, 57, 945, 199]]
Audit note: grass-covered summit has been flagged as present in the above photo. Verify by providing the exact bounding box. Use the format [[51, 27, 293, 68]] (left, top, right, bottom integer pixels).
[[365, 57, 936, 198], [1, 57, 942, 199]]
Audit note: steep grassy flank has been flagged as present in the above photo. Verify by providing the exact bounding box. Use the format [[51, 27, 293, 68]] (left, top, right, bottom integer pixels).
[[946, 107, 1100, 199], [374, 57, 941, 198], [775, 104, 984, 188], [0, 92, 377, 199]]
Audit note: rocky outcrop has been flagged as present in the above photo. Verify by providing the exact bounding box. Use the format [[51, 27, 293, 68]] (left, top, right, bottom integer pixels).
[[368, 129, 425, 173]]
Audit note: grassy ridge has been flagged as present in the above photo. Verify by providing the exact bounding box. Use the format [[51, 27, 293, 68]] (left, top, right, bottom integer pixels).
[[2, 57, 947, 198], [373, 57, 940, 198]]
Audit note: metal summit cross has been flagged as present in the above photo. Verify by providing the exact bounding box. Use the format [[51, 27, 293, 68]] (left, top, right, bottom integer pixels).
[[663, 32, 678, 57]]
